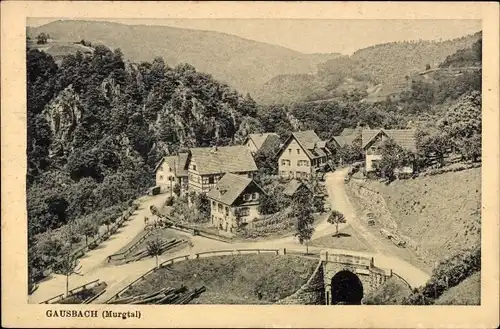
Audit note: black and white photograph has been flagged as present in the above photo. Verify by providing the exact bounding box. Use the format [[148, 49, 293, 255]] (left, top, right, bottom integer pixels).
[[25, 16, 484, 306], [1, 1, 499, 328]]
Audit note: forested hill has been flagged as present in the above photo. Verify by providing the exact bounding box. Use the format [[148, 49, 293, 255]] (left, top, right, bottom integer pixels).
[[27, 43, 267, 238], [27, 20, 342, 94], [254, 31, 482, 104]]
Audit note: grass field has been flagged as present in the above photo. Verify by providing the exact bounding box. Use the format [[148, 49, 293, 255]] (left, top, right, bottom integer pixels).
[[311, 225, 374, 253], [122, 254, 318, 304], [434, 271, 481, 305]]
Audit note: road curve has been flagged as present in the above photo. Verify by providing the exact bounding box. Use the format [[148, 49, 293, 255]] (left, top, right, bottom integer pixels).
[[30, 168, 430, 304]]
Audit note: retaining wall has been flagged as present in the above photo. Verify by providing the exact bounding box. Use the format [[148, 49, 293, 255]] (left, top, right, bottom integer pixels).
[[276, 260, 325, 305], [346, 180, 433, 262]]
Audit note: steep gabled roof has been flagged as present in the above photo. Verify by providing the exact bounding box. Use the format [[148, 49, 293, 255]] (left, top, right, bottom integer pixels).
[[258, 134, 281, 154], [282, 179, 311, 197], [340, 128, 355, 136], [245, 133, 279, 151], [190, 145, 258, 175], [207, 173, 263, 206], [332, 135, 357, 147], [362, 129, 417, 152], [278, 130, 330, 160], [154, 153, 190, 177]]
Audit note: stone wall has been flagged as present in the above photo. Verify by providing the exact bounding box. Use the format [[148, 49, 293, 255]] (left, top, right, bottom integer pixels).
[[276, 260, 325, 305], [346, 180, 433, 263]]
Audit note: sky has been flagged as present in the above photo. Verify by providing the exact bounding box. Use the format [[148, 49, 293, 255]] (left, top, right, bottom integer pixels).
[[27, 18, 481, 55]]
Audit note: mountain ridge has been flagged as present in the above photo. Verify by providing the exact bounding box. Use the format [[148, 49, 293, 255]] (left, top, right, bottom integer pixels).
[[27, 20, 343, 94]]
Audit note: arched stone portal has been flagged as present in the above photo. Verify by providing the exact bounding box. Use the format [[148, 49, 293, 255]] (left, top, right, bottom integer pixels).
[[330, 270, 364, 305]]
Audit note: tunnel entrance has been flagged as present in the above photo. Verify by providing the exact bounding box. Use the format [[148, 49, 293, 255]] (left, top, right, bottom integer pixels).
[[330, 270, 364, 305]]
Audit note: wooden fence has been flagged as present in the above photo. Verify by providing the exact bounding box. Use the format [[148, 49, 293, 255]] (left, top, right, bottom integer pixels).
[[32, 203, 139, 282], [105, 248, 298, 303], [39, 279, 102, 304], [107, 229, 154, 262]]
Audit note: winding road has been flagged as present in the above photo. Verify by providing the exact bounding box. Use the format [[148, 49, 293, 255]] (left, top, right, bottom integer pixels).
[[29, 168, 430, 304]]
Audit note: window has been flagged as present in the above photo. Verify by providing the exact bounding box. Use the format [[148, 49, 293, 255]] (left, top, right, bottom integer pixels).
[[239, 207, 250, 216], [209, 176, 215, 184], [290, 171, 294, 178], [159, 175, 163, 180], [288, 148, 292, 154], [169, 167, 172, 172], [218, 204, 223, 213], [297, 149, 300, 154], [243, 194, 251, 201], [252, 192, 258, 200], [281, 159, 290, 166], [192, 164, 197, 170], [159, 166, 163, 172], [297, 160, 309, 167], [212, 201, 216, 208]]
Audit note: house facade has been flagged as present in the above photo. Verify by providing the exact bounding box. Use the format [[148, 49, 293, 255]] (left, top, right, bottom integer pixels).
[[188, 146, 258, 194], [277, 130, 332, 180], [154, 153, 189, 193], [362, 129, 417, 173], [243, 133, 280, 155], [207, 173, 265, 233]]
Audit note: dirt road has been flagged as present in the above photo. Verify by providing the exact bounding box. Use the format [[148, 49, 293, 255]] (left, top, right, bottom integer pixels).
[[30, 168, 430, 304]]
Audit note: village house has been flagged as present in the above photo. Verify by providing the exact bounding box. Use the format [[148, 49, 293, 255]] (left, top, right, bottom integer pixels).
[[207, 173, 265, 233], [361, 129, 417, 173], [328, 127, 363, 165], [187, 145, 258, 194], [282, 179, 312, 198], [277, 130, 332, 180], [243, 132, 280, 155], [154, 153, 190, 194]]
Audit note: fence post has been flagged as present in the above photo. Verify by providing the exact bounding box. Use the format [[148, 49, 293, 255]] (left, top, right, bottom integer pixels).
[[283, 248, 286, 255]]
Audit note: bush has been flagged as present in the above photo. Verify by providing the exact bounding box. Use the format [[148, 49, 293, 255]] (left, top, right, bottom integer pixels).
[[402, 246, 480, 304], [165, 196, 175, 207]]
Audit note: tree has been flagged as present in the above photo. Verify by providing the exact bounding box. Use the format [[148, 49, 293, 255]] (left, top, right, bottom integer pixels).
[[173, 183, 181, 197], [36, 33, 49, 45], [52, 248, 82, 297], [101, 216, 114, 233], [146, 238, 164, 269], [375, 139, 415, 182], [328, 210, 346, 237], [258, 193, 279, 215], [291, 187, 315, 254], [79, 219, 99, 246]]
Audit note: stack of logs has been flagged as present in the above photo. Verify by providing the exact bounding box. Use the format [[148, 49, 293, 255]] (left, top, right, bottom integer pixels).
[[108, 286, 206, 304], [126, 239, 186, 263]]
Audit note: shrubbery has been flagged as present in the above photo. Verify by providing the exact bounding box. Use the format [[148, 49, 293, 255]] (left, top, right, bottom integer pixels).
[[402, 246, 481, 305]]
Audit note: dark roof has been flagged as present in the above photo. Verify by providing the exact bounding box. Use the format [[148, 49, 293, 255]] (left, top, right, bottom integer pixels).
[[207, 173, 258, 206], [258, 134, 281, 154], [362, 129, 417, 152], [282, 179, 311, 197], [246, 133, 279, 151], [190, 145, 258, 175]]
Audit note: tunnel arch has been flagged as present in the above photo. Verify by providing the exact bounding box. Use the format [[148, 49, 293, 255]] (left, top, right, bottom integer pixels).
[[330, 270, 364, 305]]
